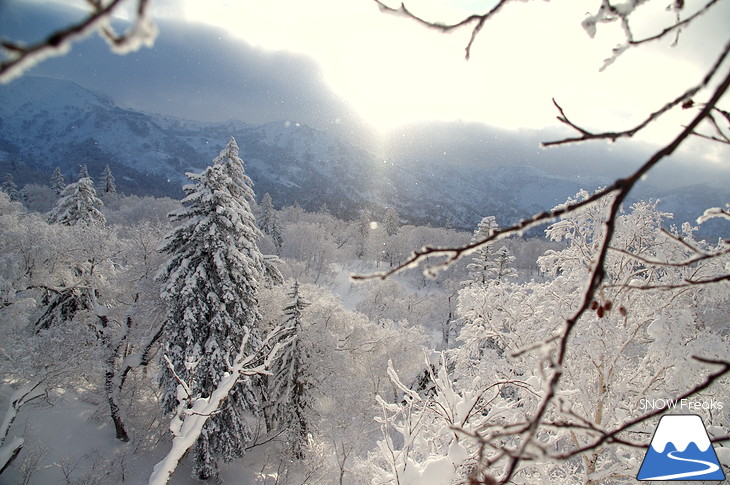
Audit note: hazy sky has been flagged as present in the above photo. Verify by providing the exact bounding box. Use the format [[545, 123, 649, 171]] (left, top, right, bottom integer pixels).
[[163, 0, 728, 137], [159, 0, 729, 175], [4, 0, 729, 179], [23, 1, 729, 131]]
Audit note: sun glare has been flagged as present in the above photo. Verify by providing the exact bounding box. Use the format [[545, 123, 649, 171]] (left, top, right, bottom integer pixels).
[[177, 0, 716, 140]]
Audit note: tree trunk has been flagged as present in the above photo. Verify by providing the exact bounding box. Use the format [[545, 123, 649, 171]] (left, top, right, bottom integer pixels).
[[105, 358, 130, 442], [103, 312, 164, 443]]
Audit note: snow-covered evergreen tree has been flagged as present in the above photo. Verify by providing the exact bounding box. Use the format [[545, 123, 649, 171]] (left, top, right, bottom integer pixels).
[[259, 192, 283, 253], [78, 164, 90, 180], [2, 173, 20, 202], [51, 167, 66, 195], [355, 211, 373, 259], [157, 137, 266, 481], [47, 177, 106, 226], [18, 186, 28, 205], [464, 216, 498, 285], [100, 164, 116, 195], [489, 245, 517, 284], [258, 192, 275, 231], [266, 281, 311, 459], [383, 207, 400, 237]]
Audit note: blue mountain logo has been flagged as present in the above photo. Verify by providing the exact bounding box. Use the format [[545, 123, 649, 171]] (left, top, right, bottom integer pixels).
[[637, 414, 726, 481]]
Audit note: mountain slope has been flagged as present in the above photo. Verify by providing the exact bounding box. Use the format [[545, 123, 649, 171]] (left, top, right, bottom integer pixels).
[[0, 76, 725, 233]]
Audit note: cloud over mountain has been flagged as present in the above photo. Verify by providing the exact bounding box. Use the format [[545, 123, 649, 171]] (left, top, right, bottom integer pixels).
[[0, 0, 367, 138]]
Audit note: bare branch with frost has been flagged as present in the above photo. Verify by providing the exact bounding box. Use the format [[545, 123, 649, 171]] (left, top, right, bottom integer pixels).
[[540, 357, 730, 461], [544, 39, 730, 146], [372, 0, 516, 60]]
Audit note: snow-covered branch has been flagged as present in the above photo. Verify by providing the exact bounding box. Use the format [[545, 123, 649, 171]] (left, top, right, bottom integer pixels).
[[148, 328, 284, 485], [0, 381, 45, 447], [373, 0, 725, 62], [0, 0, 156, 83], [627, 0, 721, 46], [0, 381, 45, 474], [541, 357, 730, 461], [698, 204, 730, 224]]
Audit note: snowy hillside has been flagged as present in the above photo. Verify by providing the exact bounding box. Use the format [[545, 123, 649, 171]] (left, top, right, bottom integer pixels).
[[0, 76, 725, 231]]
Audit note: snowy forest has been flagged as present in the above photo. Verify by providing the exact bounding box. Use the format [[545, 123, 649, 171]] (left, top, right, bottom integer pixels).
[[1, 0, 730, 483], [0, 135, 727, 484]]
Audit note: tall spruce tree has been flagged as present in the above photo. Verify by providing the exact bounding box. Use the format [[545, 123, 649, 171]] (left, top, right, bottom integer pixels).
[[157, 137, 265, 480], [259, 192, 283, 253], [266, 281, 311, 459], [100, 164, 116, 195], [78, 164, 90, 180], [47, 177, 106, 226], [51, 167, 66, 195], [2, 173, 19, 201], [383, 206, 400, 237]]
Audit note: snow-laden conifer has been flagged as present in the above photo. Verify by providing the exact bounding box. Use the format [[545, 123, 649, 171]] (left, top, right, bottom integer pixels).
[[157, 137, 265, 480], [259, 192, 283, 252], [463, 216, 498, 286], [383, 207, 400, 237], [489, 245, 517, 284], [47, 177, 106, 226], [266, 281, 311, 459], [2, 174, 19, 202], [51, 167, 66, 195], [78, 164, 90, 180], [100, 164, 116, 195]]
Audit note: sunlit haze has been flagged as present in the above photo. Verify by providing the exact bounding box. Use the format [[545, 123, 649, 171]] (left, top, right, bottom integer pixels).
[[12, 0, 730, 173], [172, 0, 721, 140]]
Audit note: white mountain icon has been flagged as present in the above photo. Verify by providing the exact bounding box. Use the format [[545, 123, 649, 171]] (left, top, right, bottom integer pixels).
[[650, 415, 712, 453], [637, 414, 726, 481]]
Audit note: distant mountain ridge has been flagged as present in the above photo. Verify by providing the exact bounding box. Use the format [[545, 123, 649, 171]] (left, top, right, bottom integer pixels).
[[0, 76, 726, 233]]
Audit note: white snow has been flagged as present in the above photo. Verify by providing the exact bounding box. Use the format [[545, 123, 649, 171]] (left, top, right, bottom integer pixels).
[[402, 456, 455, 485], [447, 440, 468, 466]]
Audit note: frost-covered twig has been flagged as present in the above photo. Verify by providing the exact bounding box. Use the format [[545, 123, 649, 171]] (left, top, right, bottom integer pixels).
[[608, 241, 730, 269], [612, 273, 730, 290], [541, 356, 730, 461], [697, 204, 730, 224], [628, 0, 720, 46], [373, 0, 724, 63], [161, 354, 192, 401], [372, 0, 516, 59], [689, 106, 730, 145], [544, 38, 730, 146]]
